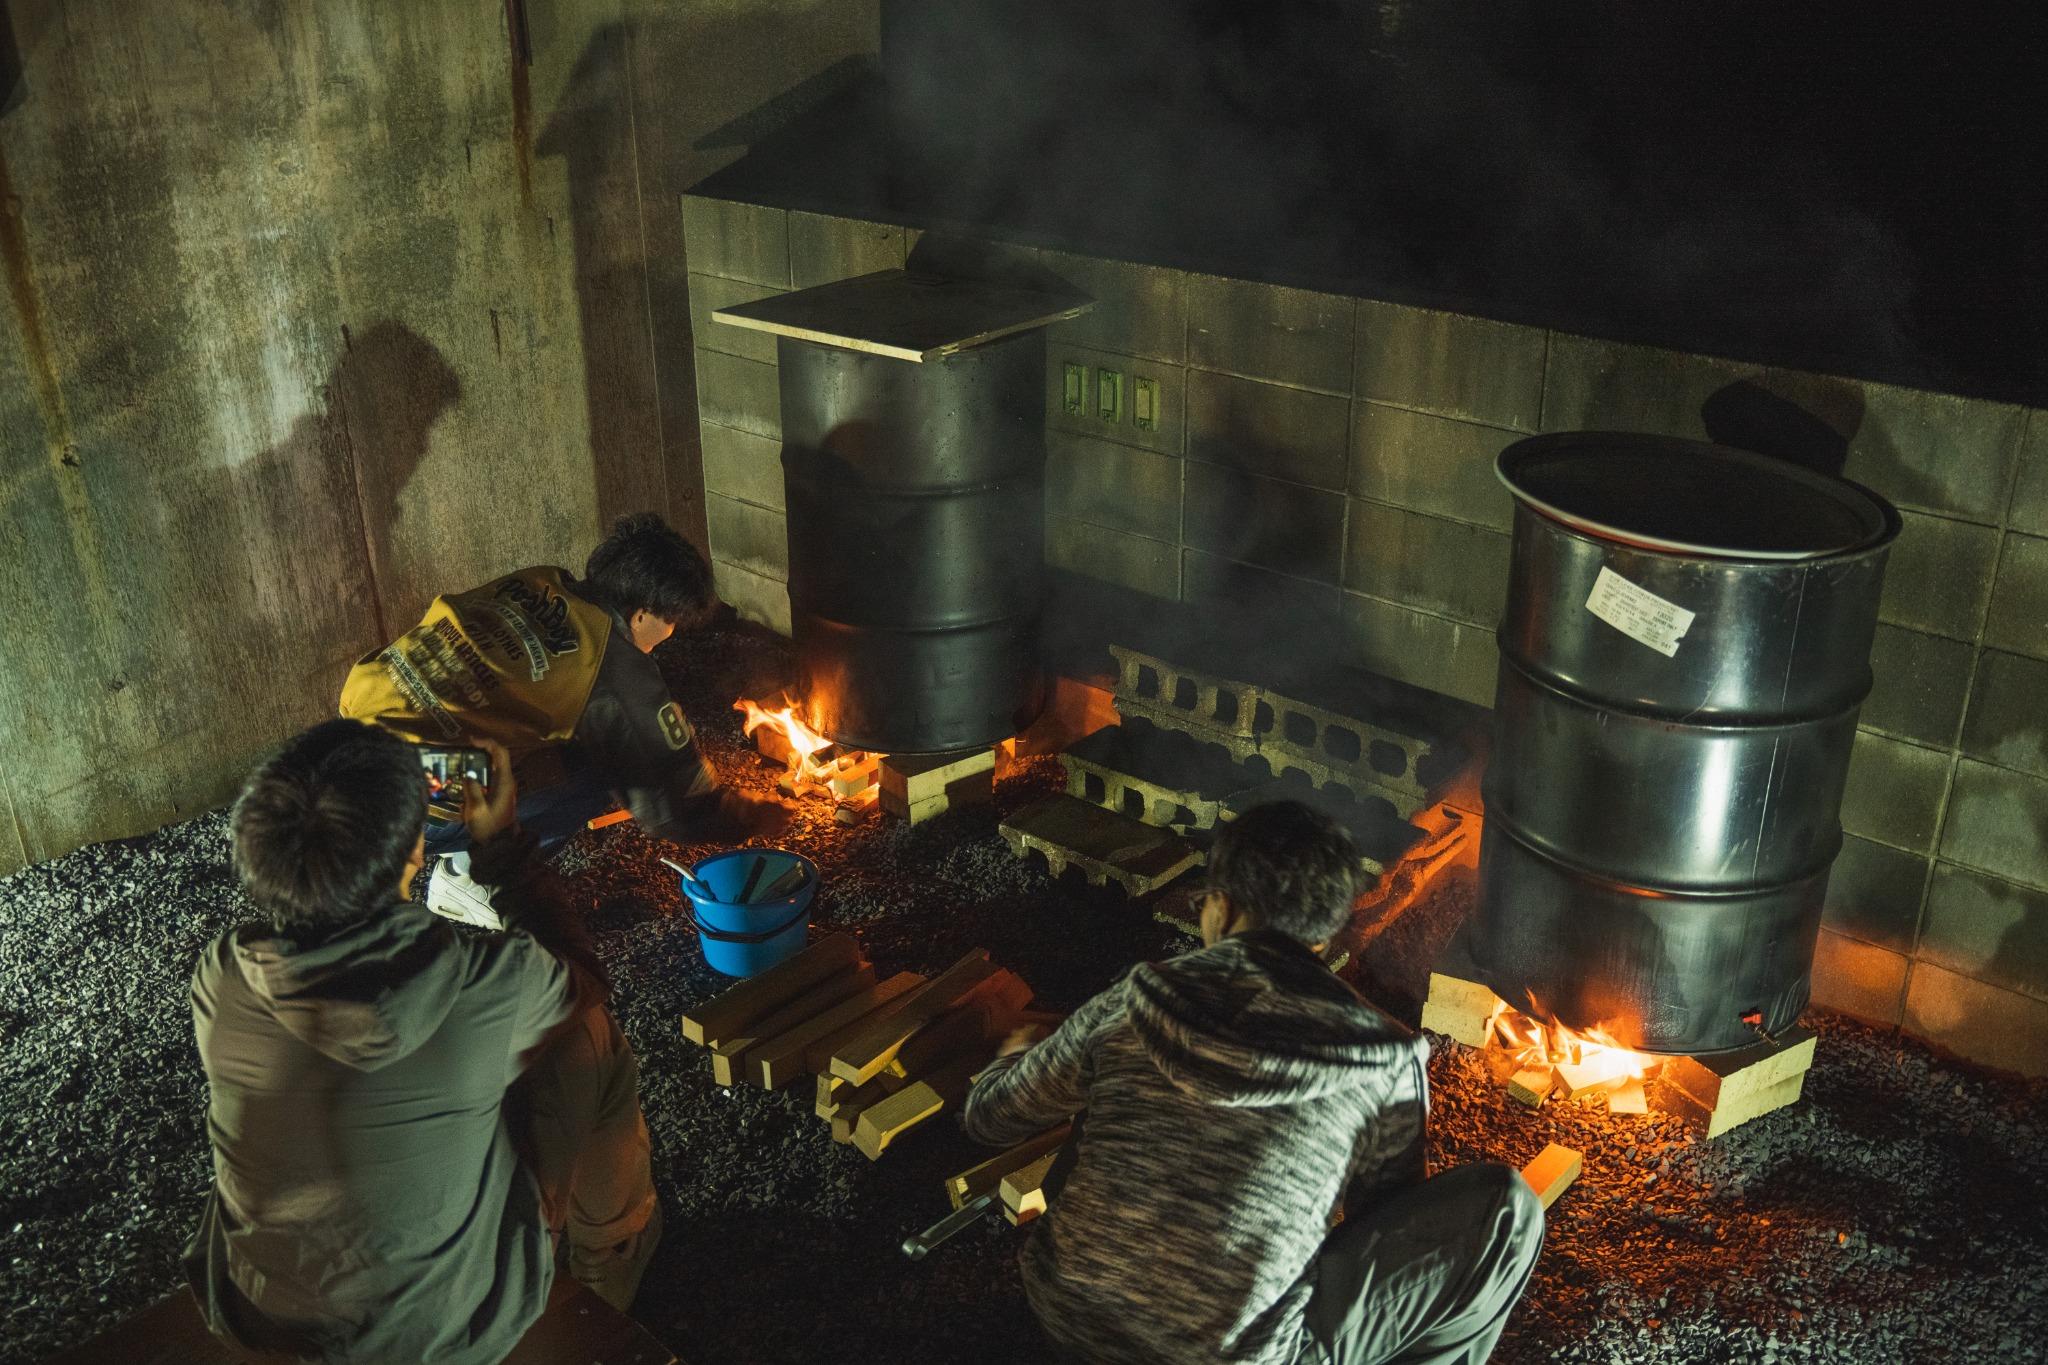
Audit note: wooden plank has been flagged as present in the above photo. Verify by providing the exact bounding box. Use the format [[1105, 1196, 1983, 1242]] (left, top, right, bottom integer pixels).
[[712, 269, 1091, 363], [680, 933, 862, 1046], [945, 1124, 1073, 1209], [827, 1076, 891, 1142], [710, 966, 874, 1086], [851, 1051, 983, 1160], [886, 970, 1033, 1079], [803, 978, 932, 1075], [1419, 970, 1502, 1048], [1506, 1064, 1556, 1109], [1520, 1143, 1582, 1211], [1000, 1152, 1060, 1225], [753, 971, 926, 1090], [829, 949, 995, 1085]]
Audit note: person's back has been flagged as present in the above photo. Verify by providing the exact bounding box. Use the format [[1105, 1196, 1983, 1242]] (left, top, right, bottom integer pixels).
[[185, 721, 658, 1364], [964, 802, 1542, 1365]]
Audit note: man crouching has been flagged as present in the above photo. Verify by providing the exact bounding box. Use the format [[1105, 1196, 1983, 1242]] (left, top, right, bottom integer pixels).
[[962, 800, 1543, 1365], [183, 721, 659, 1363]]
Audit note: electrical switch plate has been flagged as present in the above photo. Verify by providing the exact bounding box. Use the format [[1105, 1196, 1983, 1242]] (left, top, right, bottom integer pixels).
[[1097, 369, 1123, 423], [1062, 363, 1086, 415], [1133, 376, 1159, 430]]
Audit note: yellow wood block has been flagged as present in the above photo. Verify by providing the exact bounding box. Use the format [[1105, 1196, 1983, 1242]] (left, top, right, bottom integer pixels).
[[1520, 1143, 1582, 1210]]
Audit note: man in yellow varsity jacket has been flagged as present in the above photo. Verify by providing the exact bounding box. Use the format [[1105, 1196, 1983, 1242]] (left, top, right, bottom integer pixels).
[[341, 513, 784, 923]]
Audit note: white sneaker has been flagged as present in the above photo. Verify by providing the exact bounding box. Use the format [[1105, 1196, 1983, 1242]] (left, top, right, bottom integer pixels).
[[426, 852, 504, 930]]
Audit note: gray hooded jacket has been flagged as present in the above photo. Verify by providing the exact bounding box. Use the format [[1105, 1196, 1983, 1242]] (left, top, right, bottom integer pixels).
[[184, 830, 599, 1364], [962, 930, 1430, 1365]]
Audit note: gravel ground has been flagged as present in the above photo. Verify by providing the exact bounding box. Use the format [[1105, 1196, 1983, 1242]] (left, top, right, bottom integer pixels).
[[3, 619, 2044, 1363]]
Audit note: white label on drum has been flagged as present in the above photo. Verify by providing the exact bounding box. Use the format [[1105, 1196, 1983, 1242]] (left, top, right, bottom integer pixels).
[[1585, 566, 1695, 658]]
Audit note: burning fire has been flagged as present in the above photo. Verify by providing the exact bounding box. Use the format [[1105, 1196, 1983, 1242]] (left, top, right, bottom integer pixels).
[[735, 695, 834, 783], [1488, 1003, 1653, 1078]]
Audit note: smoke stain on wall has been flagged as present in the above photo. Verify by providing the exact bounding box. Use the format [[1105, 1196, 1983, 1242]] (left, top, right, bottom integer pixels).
[[507, 0, 534, 211]]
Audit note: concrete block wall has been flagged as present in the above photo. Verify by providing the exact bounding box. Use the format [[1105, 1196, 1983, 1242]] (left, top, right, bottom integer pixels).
[[682, 192, 2048, 1076]]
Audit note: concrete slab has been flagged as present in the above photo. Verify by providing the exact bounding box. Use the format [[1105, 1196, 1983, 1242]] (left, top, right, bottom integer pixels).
[[999, 794, 1200, 897]]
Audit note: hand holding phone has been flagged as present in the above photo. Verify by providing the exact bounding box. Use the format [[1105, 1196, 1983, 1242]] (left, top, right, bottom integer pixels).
[[459, 739, 519, 845], [418, 746, 492, 803]]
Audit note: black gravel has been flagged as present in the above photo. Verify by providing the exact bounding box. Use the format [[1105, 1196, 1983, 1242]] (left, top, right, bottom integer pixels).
[[3, 619, 2044, 1363]]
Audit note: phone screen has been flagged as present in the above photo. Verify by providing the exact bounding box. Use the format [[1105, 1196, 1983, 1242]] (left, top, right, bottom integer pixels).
[[417, 746, 491, 804]]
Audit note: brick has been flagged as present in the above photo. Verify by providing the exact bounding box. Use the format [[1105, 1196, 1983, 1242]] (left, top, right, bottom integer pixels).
[[1037, 249, 1187, 363], [1183, 462, 1346, 584], [880, 749, 995, 809], [1938, 758, 2048, 892], [680, 933, 861, 1046], [1354, 300, 1545, 432], [694, 349, 781, 441], [1902, 960, 2048, 1077], [788, 210, 904, 288], [705, 493, 787, 582], [1838, 730, 1952, 855], [1046, 516, 1180, 601], [1810, 927, 1909, 1025], [998, 794, 1201, 896], [1047, 343, 1184, 458], [1420, 971, 1501, 1047], [1045, 429, 1181, 541], [1877, 511, 1999, 641], [1859, 625, 1973, 748], [1960, 649, 2048, 780], [1350, 403, 1519, 533], [688, 272, 782, 364], [2010, 409, 2048, 536], [1507, 1065, 1555, 1108], [1520, 1143, 1582, 1210], [1185, 371, 1349, 489], [1344, 500, 1511, 629], [711, 559, 790, 636], [1919, 862, 2048, 1001], [1341, 592, 1500, 708], [681, 194, 789, 288], [1983, 531, 2048, 659], [1187, 274, 1354, 393], [1821, 833, 1929, 955], [699, 422, 784, 511], [1665, 1026, 1817, 1113]]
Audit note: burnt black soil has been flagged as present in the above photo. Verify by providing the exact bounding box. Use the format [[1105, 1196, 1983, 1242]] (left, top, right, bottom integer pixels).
[[3, 618, 2045, 1363]]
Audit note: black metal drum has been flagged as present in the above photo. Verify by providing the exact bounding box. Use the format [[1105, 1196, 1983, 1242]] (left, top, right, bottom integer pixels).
[[1474, 433, 1899, 1054], [778, 333, 1048, 754]]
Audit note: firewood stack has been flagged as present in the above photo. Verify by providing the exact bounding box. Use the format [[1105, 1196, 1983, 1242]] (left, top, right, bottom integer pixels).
[[680, 935, 1038, 1161]]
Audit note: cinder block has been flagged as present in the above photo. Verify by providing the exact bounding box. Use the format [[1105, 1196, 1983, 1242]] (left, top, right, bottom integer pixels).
[[1185, 370, 1350, 490], [788, 211, 905, 288], [1341, 592, 1500, 709], [1354, 300, 1545, 433], [711, 559, 790, 637], [1821, 833, 1930, 955], [1344, 500, 1512, 629], [998, 794, 1201, 897], [1860, 624, 1973, 749], [1188, 274, 1355, 393], [1877, 511, 2000, 641], [1902, 960, 2048, 1078], [705, 493, 787, 582], [1046, 343, 1184, 458], [1849, 385, 2027, 526], [1983, 531, 2048, 661], [1837, 729, 1951, 856], [688, 272, 783, 364], [1060, 723, 1248, 832], [1959, 649, 2048, 780], [699, 422, 785, 512], [1037, 248, 1187, 363], [1045, 429, 1182, 542], [681, 194, 789, 288], [1046, 516, 1182, 601], [694, 349, 781, 441], [1184, 461, 1347, 584], [1810, 927, 1908, 1026], [2011, 410, 2048, 537], [1349, 402, 1519, 533], [1938, 758, 2048, 892], [1918, 862, 2048, 998]]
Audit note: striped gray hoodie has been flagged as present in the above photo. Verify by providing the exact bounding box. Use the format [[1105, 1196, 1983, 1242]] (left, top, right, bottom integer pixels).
[[962, 930, 1430, 1364]]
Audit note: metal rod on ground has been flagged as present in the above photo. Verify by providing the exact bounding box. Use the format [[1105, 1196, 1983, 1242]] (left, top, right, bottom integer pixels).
[[902, 1192, 998, 1260]]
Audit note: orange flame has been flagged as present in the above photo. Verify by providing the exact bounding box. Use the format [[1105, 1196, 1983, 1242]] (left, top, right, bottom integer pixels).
[[735, 696, 834, 782], [1487, 1000, 1654, 1082]]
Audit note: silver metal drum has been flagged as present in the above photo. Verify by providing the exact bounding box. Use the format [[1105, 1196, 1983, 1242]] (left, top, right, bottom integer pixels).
[[1474, 433, 1899, 1055], [779, 333, 1048, 754]]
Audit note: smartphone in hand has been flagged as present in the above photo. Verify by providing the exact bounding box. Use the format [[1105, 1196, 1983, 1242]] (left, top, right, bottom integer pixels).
[[416, 745, 492, 804]]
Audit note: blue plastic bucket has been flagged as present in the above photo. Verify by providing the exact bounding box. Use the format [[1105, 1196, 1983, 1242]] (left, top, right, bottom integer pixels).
[[680, 849, 819, 977]]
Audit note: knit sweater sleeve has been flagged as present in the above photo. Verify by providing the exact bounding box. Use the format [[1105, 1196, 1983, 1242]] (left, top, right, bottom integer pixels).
[[960, 983, 1124, 1147]]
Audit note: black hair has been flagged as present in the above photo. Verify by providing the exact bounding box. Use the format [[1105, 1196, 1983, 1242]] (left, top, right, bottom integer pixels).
[[1205, 800, 1364, 945], [580, 512, 714, 624], [230, 719, 425, 934]]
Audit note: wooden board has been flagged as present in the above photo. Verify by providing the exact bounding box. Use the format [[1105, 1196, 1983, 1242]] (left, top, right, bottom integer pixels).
[[1520, 1142, 1582, 1210], [946, 1124, 1074, 1209], [886, 970, 1033, 1079], [752, 971, 926, 1089], [711, 269, 1091, 363], [851, 1051, 984, 1160], [829, 950, 995, 1085], [1419, 970, 1502, 1048], [1000, 1152, 1060, 1225], [827, 1076, 892, 1142], [709, 966, 874, 1086], [803, 978, 932, 1075], [680, 933, 862, 1046]]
